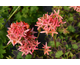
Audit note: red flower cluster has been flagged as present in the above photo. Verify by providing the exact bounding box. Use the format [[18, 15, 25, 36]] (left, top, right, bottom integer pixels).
[[7, 21, 40, 56], [35, 10, 66, 37], [70, 6, 80, 12]]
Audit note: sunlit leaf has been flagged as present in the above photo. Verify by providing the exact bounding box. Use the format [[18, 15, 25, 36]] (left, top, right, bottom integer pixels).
[[55, 50, 63, 58], [67, 25, 75, 32], [17, 52, 23, 59], [25, 54, 32, 59], [72, 44, 78, 49]]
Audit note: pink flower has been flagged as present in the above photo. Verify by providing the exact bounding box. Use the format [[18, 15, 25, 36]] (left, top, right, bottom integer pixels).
[[35, 10, 65, 37], [7, 21, 40, 56], [6, 35, 22, 46], [53, 10, 63, 20], [7, 21, 30, 46], [18, 38, 40, 56], [17, 27, 40, 56], [69, 6, 80, 12], [18, 45, 32, 56], [42, 42, 51, 55]]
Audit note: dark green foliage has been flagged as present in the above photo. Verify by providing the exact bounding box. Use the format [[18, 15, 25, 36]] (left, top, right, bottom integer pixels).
[[0, 27, 7, 43], [0, 6, 9, 19], [0, 44, 6, 58], [0, 17, 5, 29], [14, 6, 45, 25]]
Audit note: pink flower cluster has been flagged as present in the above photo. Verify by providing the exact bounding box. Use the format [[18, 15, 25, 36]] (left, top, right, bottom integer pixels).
[[7, 21, 40, 56], [35, 10, 66, 37], [70, 6, 80, 12]]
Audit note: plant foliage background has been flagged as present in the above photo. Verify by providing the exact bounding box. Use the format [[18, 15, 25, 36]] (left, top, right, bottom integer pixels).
[[0, 6, 80, 59]]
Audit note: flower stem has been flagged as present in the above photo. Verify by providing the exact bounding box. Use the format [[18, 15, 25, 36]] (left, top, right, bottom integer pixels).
[[36, 29, 41, 40], [6, 6, 20, 23], [53, 35, 56, 48], [3, 43, 12, 49], [46, 54, 48, 59], [38, 49, 43, 50], [0, 6, 20, 30]]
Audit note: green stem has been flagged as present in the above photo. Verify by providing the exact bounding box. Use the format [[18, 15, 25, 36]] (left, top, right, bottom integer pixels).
[[6, 6, 20, 24], [36, 29, 41, 40], [0, 6, 20, 30], [46, 54, 48, 59], [3, 43, 12, 49], [38, 49, 43, 50], [53, 35, 56, 48]]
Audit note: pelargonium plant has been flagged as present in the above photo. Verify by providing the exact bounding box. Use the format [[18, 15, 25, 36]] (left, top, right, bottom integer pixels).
[[6, 10, 66, 57], [5, 6, 80, 59]]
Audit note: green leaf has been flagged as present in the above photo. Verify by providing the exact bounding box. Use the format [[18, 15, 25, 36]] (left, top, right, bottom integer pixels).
[[75, 34, 79, 38], [0, 44, 6, 58], [0, 17, 5, 29], [77, 22, 80, 27], [63, 6, 70, 10], [31, 6, 38, 12], [67, 25, 75, 32], [65, 51, 73, 58], [65, 52, 69, 56], [10, 6, 18, 14], [14, 12, 22, 21], [22, 6, 29, 14], [70, 52, 73, 57], [48, 41, 55, 47], [72, 44, 78, 49], [30, 6, 38, 14], [25, 54, 32, 59], [49, 51, 53, 55], [59, 36, 63, 39], [56, 42, 60, 47], [21, 17, 32, 25], [22, 6, 30, 18], [55, 50, 63, 58], [0, 49, 6, 54], [7, 43, 13, 50], [48, 41, 60, 47], [0, 27, 7, 43], [0, 6, 9, 18], [17, 52, 23, 59], [68, 17, 74, 21]]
